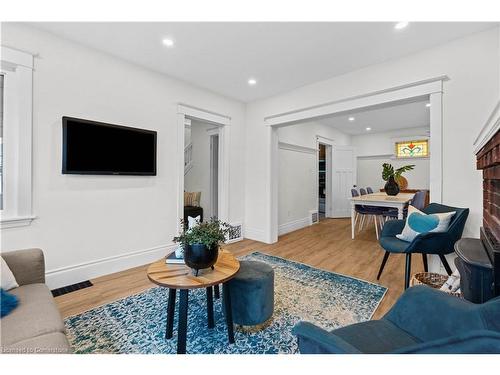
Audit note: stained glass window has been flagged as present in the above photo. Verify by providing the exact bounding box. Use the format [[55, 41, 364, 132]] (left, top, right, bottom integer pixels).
[[395, 139, 429, 158]]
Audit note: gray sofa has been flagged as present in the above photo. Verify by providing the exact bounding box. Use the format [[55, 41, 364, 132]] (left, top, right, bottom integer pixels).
[[1, 249, 71, 354]]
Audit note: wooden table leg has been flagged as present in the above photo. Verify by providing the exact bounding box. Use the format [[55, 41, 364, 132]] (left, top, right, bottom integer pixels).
[[206, 287, 215, 329], [222, 283, 235, 344], [165, 288, 176, 339], [177, 289, 189, 354]]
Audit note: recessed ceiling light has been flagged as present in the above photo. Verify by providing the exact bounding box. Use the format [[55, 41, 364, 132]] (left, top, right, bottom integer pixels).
[[162, 38, 174, 47], [394, 22, 409, 30], [248, 78, 257, 86], [348, 117, 355, 122], [425, 103, 431, 108], [366, 127, 372, 131]]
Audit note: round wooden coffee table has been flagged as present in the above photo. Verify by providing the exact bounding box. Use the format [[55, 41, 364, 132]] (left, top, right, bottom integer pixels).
[[147, 249, 240, 354]]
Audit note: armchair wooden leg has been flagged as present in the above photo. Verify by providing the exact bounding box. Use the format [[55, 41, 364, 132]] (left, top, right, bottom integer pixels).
[[404, 253, 412, 290], [439, 254, 453, 276], [377, 251, 390, 280], [422, 254, 428, 272]]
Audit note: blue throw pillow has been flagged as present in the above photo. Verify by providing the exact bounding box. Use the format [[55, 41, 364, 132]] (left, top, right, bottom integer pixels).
[[1, 288, 19, 318], [396, 205, 455, 242]]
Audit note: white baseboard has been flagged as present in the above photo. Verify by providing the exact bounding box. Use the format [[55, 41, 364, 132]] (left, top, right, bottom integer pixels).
[[244, 226, 267, 243], [45, 243, 177, 289], [278, 216, 311, 236]]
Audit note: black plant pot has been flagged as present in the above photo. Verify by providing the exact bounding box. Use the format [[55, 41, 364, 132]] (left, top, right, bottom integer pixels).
[[184, 243, 219, 276], [384, 176, 400, 196]]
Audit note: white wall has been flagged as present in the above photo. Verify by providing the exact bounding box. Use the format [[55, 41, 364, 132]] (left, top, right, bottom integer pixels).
[[184, 120, 214, 217], [0, 23, 246, 288], [277, 121, 350, 232], [352, 126, 430, 191], [245, 27, 500, 242]]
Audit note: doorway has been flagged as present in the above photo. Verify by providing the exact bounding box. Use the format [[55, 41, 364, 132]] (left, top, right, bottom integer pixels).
[[183, 119, 221, 225], [176, 104, 230, 234], [317, 142, 333, 220]]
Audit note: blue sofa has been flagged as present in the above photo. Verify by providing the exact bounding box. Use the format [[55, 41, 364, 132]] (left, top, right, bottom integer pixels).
[[293, 286, 500, 353]]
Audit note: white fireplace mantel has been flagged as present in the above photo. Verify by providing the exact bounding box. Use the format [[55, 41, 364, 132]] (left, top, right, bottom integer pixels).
[[474, 100, 500, 154]]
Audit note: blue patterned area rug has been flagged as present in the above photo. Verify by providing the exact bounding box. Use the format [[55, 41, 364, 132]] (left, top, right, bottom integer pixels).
[[65, 252, 387, 354]]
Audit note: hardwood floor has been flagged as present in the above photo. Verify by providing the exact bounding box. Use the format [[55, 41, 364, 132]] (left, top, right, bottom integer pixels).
[[55, 218, 423, 320]]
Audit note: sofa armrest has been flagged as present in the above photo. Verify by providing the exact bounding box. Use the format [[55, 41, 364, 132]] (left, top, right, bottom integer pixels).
[[380, 219, 405, 237], [1, 248, 45, 286], [393, 330, 500, 354], [384, 285, 485, 342], [292, 321, 361, 354]]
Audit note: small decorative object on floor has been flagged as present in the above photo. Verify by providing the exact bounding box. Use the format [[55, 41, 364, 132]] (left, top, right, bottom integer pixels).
[[411, 272, 461, 297], [439, 269, 461, 294], [382, 163, 415, 196], [173, 217, 235, 276]]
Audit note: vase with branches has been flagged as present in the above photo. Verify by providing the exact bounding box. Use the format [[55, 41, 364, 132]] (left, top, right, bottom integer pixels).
[[382, 163, 415, 196]]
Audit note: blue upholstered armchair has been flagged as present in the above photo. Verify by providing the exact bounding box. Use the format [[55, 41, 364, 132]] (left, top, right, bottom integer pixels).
[[378, 203, 469, 289], [293, 286, 500, 353]]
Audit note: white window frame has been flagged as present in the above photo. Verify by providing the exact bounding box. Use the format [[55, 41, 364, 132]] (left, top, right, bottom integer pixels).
[[1, 46, 35, 229]]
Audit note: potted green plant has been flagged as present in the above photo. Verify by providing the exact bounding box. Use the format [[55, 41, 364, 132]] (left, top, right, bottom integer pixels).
[[382, 163, 415, 196], [173, 218, 234, 276]]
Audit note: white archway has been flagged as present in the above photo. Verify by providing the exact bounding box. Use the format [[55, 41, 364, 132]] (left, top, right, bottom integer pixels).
[[265, 76, 447, 243]]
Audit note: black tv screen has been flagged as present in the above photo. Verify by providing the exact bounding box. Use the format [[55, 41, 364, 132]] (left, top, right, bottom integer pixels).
[[62, 117, 157, 175]]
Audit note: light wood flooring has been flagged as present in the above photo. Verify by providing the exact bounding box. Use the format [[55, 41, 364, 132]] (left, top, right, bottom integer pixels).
[[55, 218, 423, 320]]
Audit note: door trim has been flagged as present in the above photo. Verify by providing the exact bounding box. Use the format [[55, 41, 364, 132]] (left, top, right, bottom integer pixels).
[[177, 104, 230, 234], [209, 132, 219, 219], [316, 137, 333, 219]]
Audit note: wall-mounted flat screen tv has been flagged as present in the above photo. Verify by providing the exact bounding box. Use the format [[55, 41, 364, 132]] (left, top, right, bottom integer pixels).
[[62, 116, 157, 175]]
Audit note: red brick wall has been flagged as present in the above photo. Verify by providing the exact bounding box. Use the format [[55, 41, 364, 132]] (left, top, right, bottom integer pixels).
[[477, 129, 500, 245]]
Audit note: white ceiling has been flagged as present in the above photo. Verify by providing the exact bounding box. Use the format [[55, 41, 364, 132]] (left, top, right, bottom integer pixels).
[[29, 22, 497, 102], [316, 97, 430, 135]]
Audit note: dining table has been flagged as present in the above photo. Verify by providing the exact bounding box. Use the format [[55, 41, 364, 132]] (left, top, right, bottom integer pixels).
[[349, 192, 415, 239]]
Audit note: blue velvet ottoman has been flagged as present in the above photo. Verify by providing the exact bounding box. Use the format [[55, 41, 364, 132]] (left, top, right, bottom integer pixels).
[[228, 260, 274, 326]]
